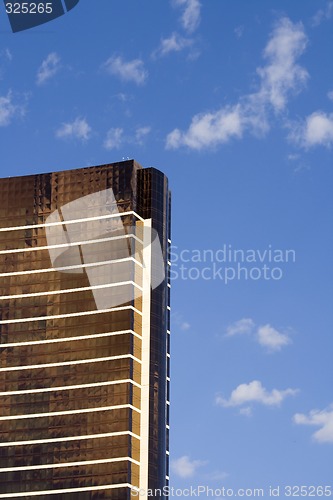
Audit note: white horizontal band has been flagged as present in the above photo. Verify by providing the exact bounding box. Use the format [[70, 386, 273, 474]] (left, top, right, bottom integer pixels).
[[0, 280, 143, 301], [0, 430, 140, 448], [2, 329, 141, 348], [0, 377, 141, 396], [0, 353, 141, 372], [0, 456, 140, 473], [0, 233, 142, 255], [0, 255, 142, 278], [0, 403, 140, 421], [0, 210, 145, 233], [0, 483, 134, 498], [0, 304, 142, 325]]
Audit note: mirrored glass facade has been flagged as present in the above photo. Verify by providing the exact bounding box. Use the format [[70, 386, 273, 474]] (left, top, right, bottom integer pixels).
[[0, 160, 171, 499]]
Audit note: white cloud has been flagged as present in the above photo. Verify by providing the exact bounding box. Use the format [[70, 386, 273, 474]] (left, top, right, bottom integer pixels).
[[256, 324, 292, 352], [206, 470, 229, 481], [1, 48, 12, 61], [226, 318, 255, 337], [0, 91, 24, 127], [289, 112, 333, 149], [234, 25, 244, 38], [166, 104, 243, 150], [166, 17, 308, 150], [103, 56, 147, 85], [311, 1, 333, 26], [180, 321, 190, 331], [5, 48, 12, 61], [171, 455, 206, 478], [174, 0, 201, 34], [152, 32, 193, 58], [254, 17, 308, 113], [36, 52, 61, 85], [0, 93, 17, 126], [287, 153, 300, 161], [225, 318, 292, 352], [216, 380, 298, 409], [294, 405, 333, 443], [239, 406, 253, 417], [115, 92, 132, 102], [56, 117, 91, 141], [104, 127, 124, 150], [135, 126, 151, 144], [101, 125, 150, 150], [328, 90, 333, 102]]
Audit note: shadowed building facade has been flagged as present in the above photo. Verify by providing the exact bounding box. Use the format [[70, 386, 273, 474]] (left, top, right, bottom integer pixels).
[[0, 160, 171, 499]]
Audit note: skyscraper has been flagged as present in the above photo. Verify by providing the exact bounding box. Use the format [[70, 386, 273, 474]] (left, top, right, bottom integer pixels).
[[0, 160, 171, 499]]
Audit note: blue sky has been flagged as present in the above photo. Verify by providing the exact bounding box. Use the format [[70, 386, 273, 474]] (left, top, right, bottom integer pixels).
[[1, 0, 333, 495]]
